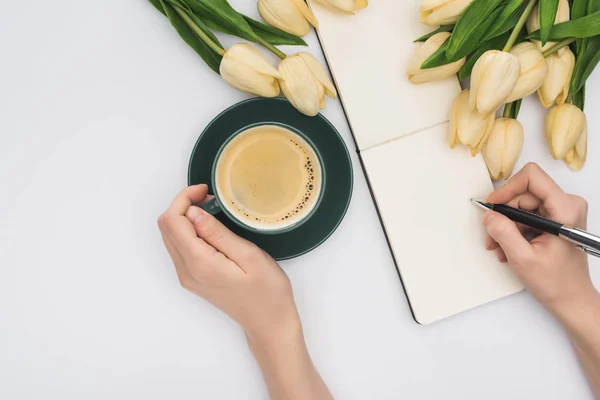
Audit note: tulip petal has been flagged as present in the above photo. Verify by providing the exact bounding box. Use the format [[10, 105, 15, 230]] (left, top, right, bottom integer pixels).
[[483, 118, 523, 180], [220, 56, 280, 97], [290, 0, 319, 27], [355, 0, 368, 9], [420, 0, 472, 26], [506, 42, 548, 103], [545, 104, 586, 160], [297, 52, 337, 99], [472, 50, 520, 115], [566, 126, 587, 171], [538, 47, 574, 107], [279, 56, 322, 116], [227, 43, 283, 79], [408, 32, 464, 83], [258, 0, 311, 37], [313, 0, 356, 12]]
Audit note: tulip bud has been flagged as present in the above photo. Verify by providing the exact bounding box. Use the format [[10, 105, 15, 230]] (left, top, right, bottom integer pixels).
[[278, 52, 337, 116], [538, 47, 575, 108], [565, 127, 587, 171], [314, 0, 368, 13], [258, 0, 319, 37], [449, 90, 495, 156], [545, 103, 587, 160], [469, 50, 520, 115], [482, 118, 524, 181], [506, 42, 548, 103], [220, 44, 282, 98], [407, 32, 466, 84], [420, 0, 473, 26], [526, 0, 570, 51]]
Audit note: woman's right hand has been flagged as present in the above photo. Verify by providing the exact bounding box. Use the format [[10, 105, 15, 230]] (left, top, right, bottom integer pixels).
[[482, 163, 596, 316]]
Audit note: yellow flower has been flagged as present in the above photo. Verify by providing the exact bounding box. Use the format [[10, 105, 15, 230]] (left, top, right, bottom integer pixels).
[[545, 103, 587, 160], [565, 127, 587, 171], [449, 90, 495, 156], [278, 52, 337, 116], [258, 0, 319, 37], [538, 47, 575, 108], [483, 118, 524, 181], [220, 44, 282, 97], [469, 50, 520, 115], [526, 0, 570, 51], [420, 0, 473, 26], [506, 42, 548, 103], [407, 32, 466, 84], [313, 0, 368, 13]]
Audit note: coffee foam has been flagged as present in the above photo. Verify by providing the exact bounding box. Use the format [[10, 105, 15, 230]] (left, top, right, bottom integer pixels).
[[215, 125, 322, 230]]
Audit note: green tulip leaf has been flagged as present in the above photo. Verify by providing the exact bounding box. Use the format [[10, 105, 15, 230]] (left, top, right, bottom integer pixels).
[[159, 0, 222, 74], [572, 85, 586, 111], [243, 16, 307, 46], [539, 0, 560, 46], [509, 99, 523, 119], [149, 0, 167, 15], [484, 0, 528, 41], [182, 0, 258, 42], [414, 25, 454, 42], [571, 36, 600, 92], [420, 41, 450, 69], [528, 10, 600, 40], [446, 0, 506, 60]]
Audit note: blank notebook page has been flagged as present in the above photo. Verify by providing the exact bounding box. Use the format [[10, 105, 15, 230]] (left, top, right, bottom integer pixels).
[[309, 0, 523, 324]]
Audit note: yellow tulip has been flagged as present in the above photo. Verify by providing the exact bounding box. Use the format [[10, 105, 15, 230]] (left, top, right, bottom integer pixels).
[[220, 44, 282, 98], [278, 52, 337, 116], [258, 0, 319, 37], [506, 42, 548, 103], [469, 50, 520, 115], [545, 103, 587, 160], [538, 47, 575, 108], [482, 118, 524, 181], [449, 90, 495, 156], [565, 127, 587, 171], [420, 0, 473, 26], [407, 32, 466, 84], [527, 0, 570, 51], [312, 0, 368, 13]]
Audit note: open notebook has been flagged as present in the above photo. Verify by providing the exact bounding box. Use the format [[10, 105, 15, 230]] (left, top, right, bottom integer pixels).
[[308, 0, 523, 324]]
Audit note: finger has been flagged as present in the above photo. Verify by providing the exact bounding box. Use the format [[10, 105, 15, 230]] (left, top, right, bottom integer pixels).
[[160, 230, 201, 294], [169, 185, 210, 216], [483, 211, 535, 266], [199, 194, 214, 206], [506, 192, 541, 211], [485, 234, 500, 251], [158, 210, 216, 260], [488, 163, 566, 213], [495, 247, 508, 263], [186, 206, 258, 268]]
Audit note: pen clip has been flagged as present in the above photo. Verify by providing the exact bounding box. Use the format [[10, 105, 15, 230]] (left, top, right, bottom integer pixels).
[[576, 245, 600, 258]]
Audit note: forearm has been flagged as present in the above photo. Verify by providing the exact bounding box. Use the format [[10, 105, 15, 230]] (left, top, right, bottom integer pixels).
[[246, 324, 333, 400], [551, 290, 600, 398]]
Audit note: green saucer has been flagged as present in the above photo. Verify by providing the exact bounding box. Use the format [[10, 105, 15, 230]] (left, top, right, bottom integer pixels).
[[188, 98, 353, 261]]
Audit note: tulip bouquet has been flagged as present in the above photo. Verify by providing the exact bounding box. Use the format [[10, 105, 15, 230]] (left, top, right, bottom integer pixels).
[[408, 0, 600, 179], [148, 0, 367, 116]]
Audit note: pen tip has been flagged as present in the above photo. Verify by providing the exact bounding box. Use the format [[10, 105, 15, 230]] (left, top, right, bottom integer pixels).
[[470, 199, 492, 211]]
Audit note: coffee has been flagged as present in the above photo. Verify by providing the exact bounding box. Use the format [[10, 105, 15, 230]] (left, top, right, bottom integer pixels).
[[215, 125, 322, 231]]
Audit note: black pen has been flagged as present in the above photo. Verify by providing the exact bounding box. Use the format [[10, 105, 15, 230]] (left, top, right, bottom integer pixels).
[[471, 199, 600, 258]]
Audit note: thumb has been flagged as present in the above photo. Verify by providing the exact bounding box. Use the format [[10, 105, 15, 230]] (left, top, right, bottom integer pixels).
[[186, 206, 257, 266], [483, 211, 534, 266]]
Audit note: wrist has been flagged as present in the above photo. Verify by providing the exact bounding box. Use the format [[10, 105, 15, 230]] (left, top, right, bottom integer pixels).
[[245, 317, 305, 355], [546, 288, 600, 331]]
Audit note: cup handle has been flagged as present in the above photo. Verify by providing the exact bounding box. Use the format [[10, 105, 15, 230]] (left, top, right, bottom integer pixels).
[[200, 198, 222, 216]]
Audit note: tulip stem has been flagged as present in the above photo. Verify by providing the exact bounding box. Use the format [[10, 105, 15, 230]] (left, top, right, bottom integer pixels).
[[503, 0, 538, 52], [257, 37, 287, 60], [173, 6, 226, 56], [542, 38, 577, 57], [503, 102, 514, 118]]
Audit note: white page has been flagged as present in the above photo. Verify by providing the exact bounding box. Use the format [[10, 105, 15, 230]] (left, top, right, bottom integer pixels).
[[308, 0, 461, 150], [361, 124, 523, 324]]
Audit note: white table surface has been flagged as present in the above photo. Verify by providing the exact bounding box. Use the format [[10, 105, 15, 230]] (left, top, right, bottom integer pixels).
[[1, 1, 599, 399]]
